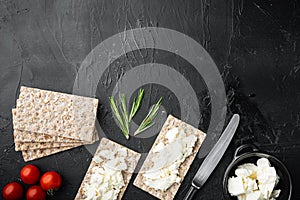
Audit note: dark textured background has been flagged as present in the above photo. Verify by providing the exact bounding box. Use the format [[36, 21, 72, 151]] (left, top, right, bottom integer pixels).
[[0, 0, 299, 199]]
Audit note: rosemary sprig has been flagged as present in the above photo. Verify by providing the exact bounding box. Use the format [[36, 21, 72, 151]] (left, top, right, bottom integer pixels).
[[129, 89, 144, 121], [110, 89, 144, 139], [110, 89, 162, 139], [109, 96, 129, 139], [134, 97, 162, 136], [120, 94, 130, 136]]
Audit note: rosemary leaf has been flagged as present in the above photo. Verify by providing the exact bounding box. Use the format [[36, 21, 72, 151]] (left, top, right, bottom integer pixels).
[[134, 97, 162, 135], [120, 94, 129, 135], [129, 89, 144, 121], [109, 96, 129, 139]]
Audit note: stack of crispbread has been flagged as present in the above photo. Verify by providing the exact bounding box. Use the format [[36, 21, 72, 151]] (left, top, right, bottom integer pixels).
[[12, 86, 99, 162]]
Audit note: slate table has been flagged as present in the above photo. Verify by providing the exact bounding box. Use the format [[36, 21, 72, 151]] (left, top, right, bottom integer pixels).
[[0, 0, 299, 199]]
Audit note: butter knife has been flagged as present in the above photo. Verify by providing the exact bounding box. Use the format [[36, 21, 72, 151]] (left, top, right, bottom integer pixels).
[[183, 114, 240, 200]]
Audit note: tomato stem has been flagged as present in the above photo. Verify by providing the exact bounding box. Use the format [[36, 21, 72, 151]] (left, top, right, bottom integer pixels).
[[47, 189, 55, 196]]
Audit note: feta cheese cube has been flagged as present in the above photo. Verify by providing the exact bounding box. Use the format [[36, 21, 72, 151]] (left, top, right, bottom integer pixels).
[[271, 190, 281, 198], [243, 177, 258, 192], [257, 158, 270, 168], [228, 176, 246, 196], [245, 191, 264, 200]]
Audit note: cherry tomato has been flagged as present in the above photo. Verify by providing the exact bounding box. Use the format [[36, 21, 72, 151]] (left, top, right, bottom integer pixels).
[[40, 171, 62, 192], [20, 165, 40, 185], [2, 182, 23, 200], [26, 186, 46, 200]]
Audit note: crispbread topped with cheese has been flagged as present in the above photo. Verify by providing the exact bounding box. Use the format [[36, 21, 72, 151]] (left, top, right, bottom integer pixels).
[[13, 86, 98, 142], [75, 138, 141, 200], [133, 115, 206, 200]]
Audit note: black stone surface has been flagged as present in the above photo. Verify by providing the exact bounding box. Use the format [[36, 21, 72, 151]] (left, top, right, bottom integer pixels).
[[0, 0, 299, 200]]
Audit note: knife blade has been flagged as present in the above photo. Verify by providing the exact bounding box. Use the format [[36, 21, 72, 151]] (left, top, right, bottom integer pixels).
[[183, 114, 240, 200]]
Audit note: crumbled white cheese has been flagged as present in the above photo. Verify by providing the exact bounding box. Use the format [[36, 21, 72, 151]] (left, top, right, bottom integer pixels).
[[116, 148, 127, 157], [153, 142, 165, 153], [257, 166, 277, 199], [93, 156, 103, 164], [237, 194, 246, 200], [244, 190, 264, 200], [98, 150, 115, 160], [235, 163, 258, 179], [243, 177, 258, 192], [104, 157, 127, 171], [257, 158, 270, 168], [84, 166, 125, 200], [227, 158, 280, 200], [165, 128, 179, 142], [83, 148, 127, 200], [228, 176, 246, 196], [271, 190, 281, 198], [143, 128, 198, 191]]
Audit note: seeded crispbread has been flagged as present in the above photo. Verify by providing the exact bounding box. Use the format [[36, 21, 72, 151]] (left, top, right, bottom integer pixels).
[[14, 141, 83, 151], [22, 146, 76, 162], [13, 86, 98, 142], [14, 129, 99, 151], [13, 128, 98, 144], [20, 131, 99, 162], [13, 129, 80, 143], [133, 115, 206, 200], [75, 138, 141, 200]]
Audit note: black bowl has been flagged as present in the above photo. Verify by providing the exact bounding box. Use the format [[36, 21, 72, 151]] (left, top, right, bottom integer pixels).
[[223, 144, 292, 200]]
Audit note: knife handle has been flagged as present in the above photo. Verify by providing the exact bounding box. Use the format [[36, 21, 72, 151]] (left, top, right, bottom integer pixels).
[[183, 185, 198, 200]]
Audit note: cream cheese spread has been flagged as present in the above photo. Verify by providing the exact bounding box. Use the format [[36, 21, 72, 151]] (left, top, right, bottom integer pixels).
[[142, 128, 198, 191]]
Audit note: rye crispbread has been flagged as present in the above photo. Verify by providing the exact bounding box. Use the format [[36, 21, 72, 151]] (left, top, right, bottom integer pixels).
[[14, 141, 83, 151], [133, 115, 206, 200], [75, 138, 141, 200], [13, 129, 80, 143], [22, 146, 76, 162], [13, 86, 98, 142]]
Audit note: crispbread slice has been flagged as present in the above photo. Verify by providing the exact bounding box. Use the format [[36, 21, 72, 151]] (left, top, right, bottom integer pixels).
[[15, 142, 83, 151], [15, 128, 99, 151], [13, 128, 99, 144], [13, 129, 80, 143], [133, 115, 206, 200], [75, 138, 141, 200], [22, 146, 76, 162], [13, 86, 98, 142], [20, 129, 99, 161]]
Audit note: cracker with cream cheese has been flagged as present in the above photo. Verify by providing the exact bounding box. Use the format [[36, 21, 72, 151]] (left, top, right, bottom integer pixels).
[[75, 138, 141, 200], [133, 115, 206, 200]]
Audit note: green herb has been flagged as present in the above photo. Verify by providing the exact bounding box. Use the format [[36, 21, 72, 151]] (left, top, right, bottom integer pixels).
[[109, 89, 162, 139], [109, 96, 129, 139], [109, 89, 144, 139], [129, 88, 144, 121], [120, 94, 130, 136], [134, 97, 162, 136]]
